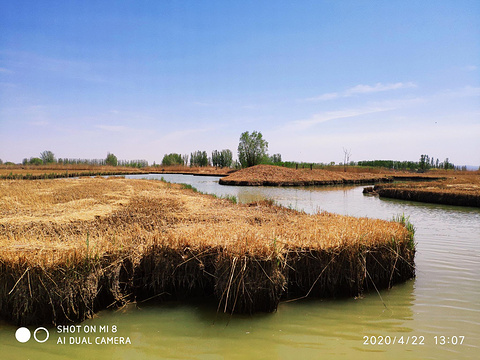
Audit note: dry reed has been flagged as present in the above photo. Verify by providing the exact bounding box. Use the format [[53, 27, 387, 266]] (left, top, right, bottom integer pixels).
[[0, 177, 415, 325]]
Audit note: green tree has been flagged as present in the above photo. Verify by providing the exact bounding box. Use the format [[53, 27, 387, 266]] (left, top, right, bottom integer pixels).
[[237, 131, 268, 168], [40, 150, 56, 164], [270, 153, 282, 163], [212, 149, 233, 168], [419, 154, 431, 171], [162, 153, 183, 166], [105, 152, 118, 166], [190, 150, 209, 167], [29, 157, 43, 165]]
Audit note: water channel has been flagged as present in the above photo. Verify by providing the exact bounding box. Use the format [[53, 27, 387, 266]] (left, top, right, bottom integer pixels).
[[1, 173, 479, 359]]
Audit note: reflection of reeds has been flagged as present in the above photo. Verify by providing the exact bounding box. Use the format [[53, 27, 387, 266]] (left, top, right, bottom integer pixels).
[[0, 178, 415, 325]]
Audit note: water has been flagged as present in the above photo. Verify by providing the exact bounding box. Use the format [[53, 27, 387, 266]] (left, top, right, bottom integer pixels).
[[1, 173, 479, 359]]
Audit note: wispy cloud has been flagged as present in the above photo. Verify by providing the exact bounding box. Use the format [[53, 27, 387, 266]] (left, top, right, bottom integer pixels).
[[286, 106, 395, 131], [439, 86, 480, 98], [0, 67, 13, 74], [305, 82, 417, 102]]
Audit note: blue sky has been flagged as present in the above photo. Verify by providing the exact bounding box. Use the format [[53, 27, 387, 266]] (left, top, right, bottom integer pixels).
[[1, 0, 479, 165]]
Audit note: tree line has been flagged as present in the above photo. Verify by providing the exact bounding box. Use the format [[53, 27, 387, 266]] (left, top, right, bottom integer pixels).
[[3, 132, 470, 171], [357, 155, 456, 171], [19, 151, 147, 168]]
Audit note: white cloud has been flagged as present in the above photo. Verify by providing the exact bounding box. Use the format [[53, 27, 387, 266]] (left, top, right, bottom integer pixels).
[[306, 82, 417, 102], [345, 82, 416, 95]]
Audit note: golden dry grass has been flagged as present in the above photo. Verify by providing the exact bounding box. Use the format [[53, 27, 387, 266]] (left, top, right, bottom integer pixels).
[[0, 164, 146, 176], [0, 164, 233, 179], [374, 173, 480, 207], [219, 164, 393, 185], [0, 177, 410, 264], [0, 177, 416, 324]]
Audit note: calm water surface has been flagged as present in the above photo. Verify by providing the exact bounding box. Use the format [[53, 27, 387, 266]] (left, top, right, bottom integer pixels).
[[1, 174, 478, 359]]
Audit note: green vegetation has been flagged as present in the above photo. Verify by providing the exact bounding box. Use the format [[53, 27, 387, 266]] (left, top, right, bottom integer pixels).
[[221, 194, 237, 204], [238, 131, 269, 168], [190, 150, 209, 167], [358, 155, 455, 171], [105, 152, 118, 166], [269, 153, 282, 163], [393, 213, 416, 250], [211, 149, 233, 168], [180, 183, 199, 192], [23, 157, 44, 165], [117, 159, 149, 168], [162, 153, 184, 166], [40, 150, 56, 164]]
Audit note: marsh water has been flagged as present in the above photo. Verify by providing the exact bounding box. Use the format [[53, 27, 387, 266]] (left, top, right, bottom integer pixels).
[[1, 174, 479, 359]]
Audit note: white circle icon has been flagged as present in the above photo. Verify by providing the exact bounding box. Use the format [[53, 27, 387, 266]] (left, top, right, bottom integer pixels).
[[15, 327, 31, 343], [33, 327, 49, 343]]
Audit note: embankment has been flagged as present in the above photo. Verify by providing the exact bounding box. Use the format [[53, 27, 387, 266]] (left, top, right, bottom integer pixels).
[[0, 178, 415, 326]]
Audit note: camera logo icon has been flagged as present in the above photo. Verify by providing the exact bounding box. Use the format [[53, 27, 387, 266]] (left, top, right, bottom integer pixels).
[[15, 327, 49, 343]]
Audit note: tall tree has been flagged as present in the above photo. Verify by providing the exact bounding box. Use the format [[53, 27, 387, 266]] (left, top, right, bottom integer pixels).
[[105, 152, 118, 166], [237, 131, 268, 168], [40, 150, 56, 164]]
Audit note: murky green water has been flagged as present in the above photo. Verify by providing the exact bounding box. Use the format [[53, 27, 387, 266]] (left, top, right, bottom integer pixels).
[[1, 174, 479, 359]]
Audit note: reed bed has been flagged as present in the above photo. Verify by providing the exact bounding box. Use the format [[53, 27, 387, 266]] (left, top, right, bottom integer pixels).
[[374, 175, 480, 207], [0, 164, 147, 178], [0, 178, 415, 325], [0, 164, 233, 180], [219, 165, 394, 186]]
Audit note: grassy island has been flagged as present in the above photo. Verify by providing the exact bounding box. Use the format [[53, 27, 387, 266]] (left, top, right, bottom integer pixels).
[[219, 165, 394, 186], [0, 177, 415, 326], [374, 175, 480, 207]]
